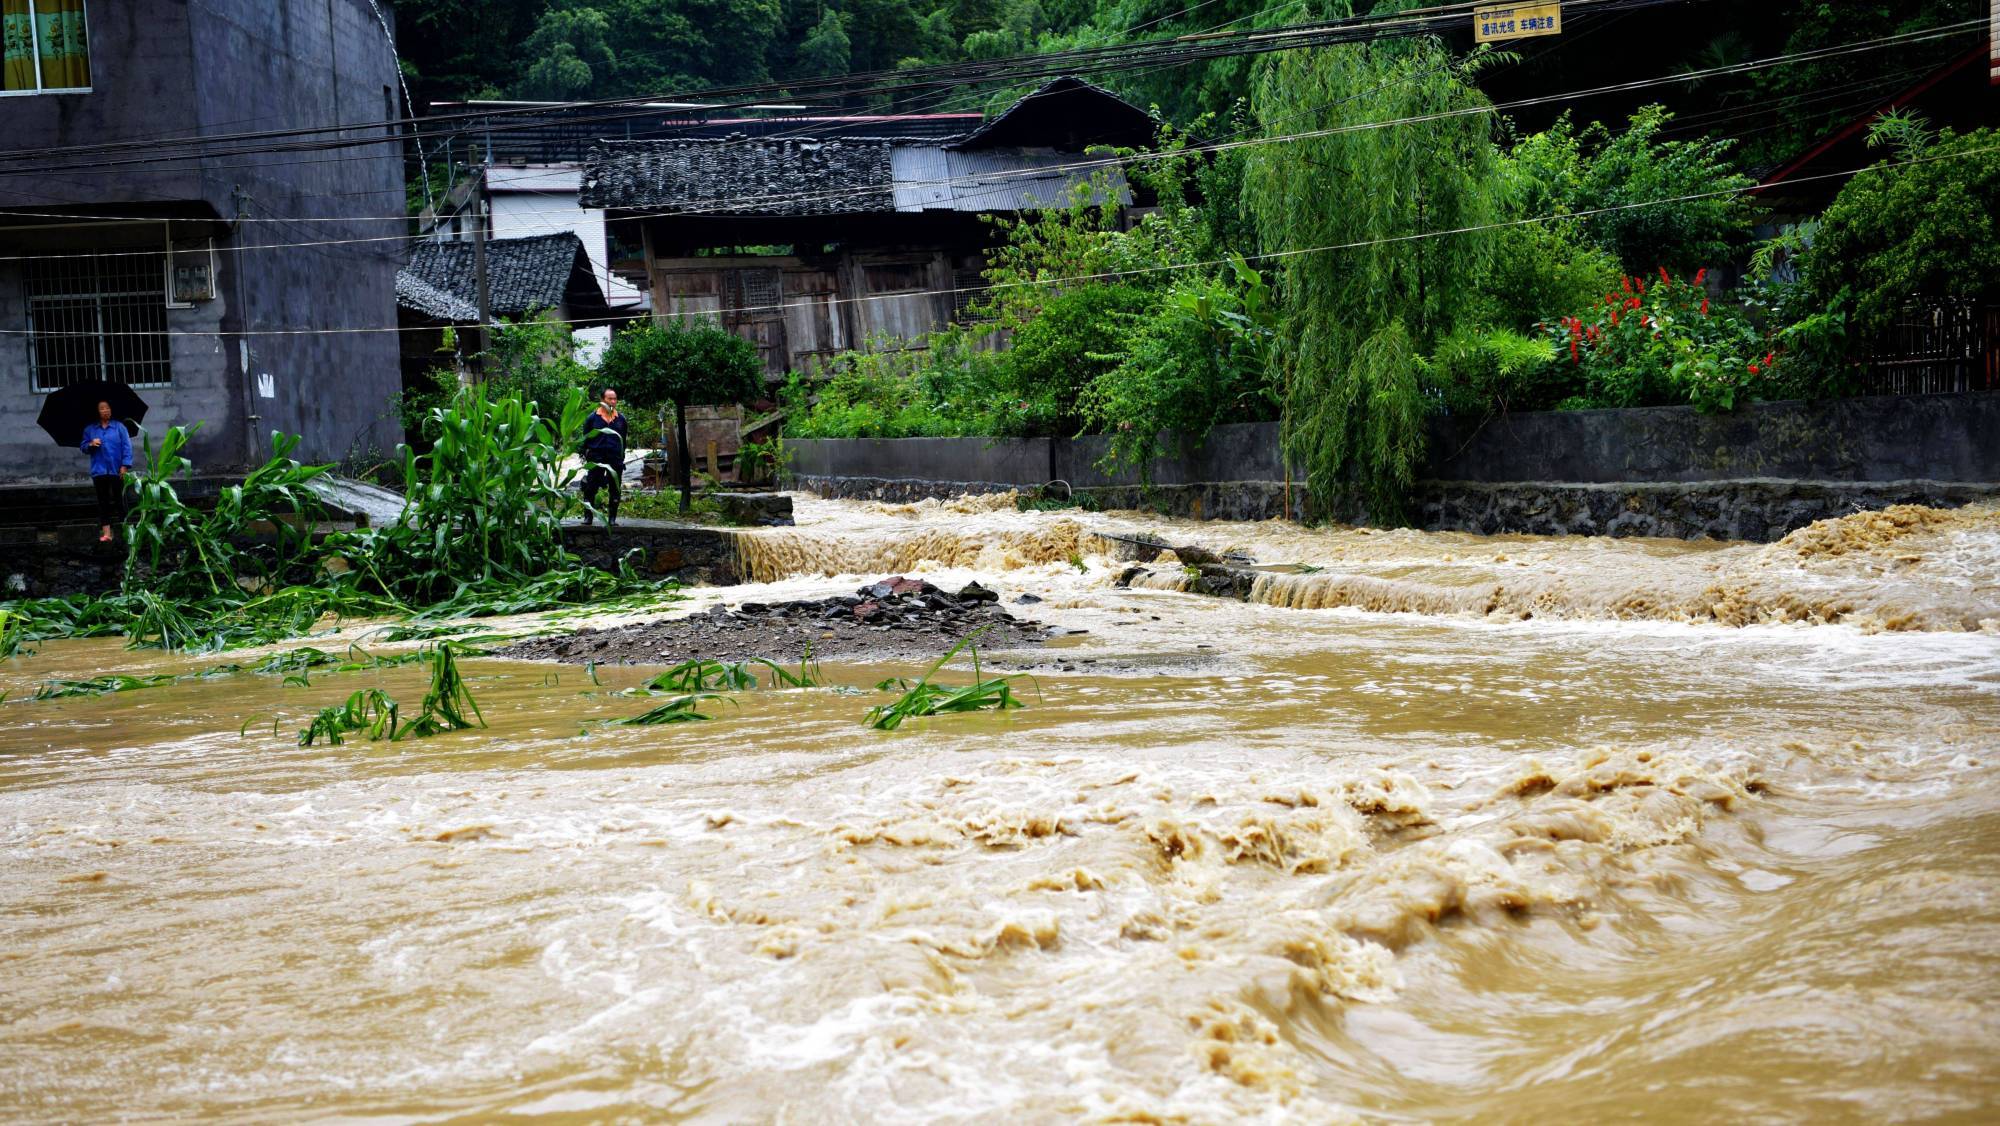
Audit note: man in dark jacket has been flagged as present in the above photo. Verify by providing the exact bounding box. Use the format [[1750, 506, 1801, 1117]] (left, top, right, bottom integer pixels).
[[580, 388, 628, 526]]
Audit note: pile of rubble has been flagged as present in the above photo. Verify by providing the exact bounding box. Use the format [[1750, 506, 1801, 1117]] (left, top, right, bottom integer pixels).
[[501, 576, 1048, 665]]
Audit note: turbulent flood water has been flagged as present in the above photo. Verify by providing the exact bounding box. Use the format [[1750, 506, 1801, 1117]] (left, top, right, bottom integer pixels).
[[4, 496, 1998, 1122]]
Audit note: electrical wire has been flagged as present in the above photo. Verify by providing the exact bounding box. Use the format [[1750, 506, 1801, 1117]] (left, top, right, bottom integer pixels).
[[0, 19, 1972, 261], [5, 135, 1989, 341], [0, 0, 1702, 175]]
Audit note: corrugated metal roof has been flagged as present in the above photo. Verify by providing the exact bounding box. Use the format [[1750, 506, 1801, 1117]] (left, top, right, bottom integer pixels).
[[889, 147, 1130, 213]]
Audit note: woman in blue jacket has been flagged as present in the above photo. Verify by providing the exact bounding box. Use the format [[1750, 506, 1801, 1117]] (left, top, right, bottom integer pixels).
[[79, 399, 132, 543]]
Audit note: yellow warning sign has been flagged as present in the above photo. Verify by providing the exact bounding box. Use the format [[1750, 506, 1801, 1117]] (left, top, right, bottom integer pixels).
[[1474, 3, 1562, 43]]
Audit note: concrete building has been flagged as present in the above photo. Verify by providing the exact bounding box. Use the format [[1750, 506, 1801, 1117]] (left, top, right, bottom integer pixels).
[[0, 0, 408, 482]]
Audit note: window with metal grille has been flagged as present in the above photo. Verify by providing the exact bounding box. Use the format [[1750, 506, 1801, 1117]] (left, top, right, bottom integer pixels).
[[26, 251, 172, 391]]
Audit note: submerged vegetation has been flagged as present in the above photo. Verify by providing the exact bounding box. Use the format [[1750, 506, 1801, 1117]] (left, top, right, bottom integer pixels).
[[865, 631, 1030, 731]]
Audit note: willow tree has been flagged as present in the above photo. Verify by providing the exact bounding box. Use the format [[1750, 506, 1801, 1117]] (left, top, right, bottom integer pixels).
[[1246, 31, 1502, 521]]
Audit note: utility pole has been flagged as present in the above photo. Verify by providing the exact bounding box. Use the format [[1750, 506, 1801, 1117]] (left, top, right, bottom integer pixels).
[[470, 163, 492, 380]]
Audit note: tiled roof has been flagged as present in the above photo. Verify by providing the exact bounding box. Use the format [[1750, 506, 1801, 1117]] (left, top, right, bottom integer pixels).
[[394, 271, 479, 322], [945, 76, 1156, 152], [580, 137, 897, 215], [578, 76, 1154, 218], [396, 232, 603, 321]]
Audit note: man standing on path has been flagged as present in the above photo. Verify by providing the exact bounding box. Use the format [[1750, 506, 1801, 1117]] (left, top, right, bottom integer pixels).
[[79, 399, 132, 543], [580, 387, 628, 526]]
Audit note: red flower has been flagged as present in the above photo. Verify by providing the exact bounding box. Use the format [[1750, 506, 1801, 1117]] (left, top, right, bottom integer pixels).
[[1610, 309, 1621, 326], [1700, 298, 1709, 316], [1570, 340, 1580, 363], [1748, 363, 1760, 375], [1621, 277, 1632, 295], [1627, 297, 1641, 310], [1766, 351, 1775, 366], [1658, 266, 1671, 285], [1637, 279, 1647, 295], [1694, 267, 1706, 285]]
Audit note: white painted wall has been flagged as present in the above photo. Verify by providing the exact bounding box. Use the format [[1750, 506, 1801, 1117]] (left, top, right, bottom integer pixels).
[[481, 164, 644, 363]]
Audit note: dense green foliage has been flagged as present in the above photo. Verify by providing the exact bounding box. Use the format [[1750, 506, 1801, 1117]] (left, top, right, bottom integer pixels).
[[382, 2, 1980, 526], [1803, 121, 2000, 339], [1506, 107, 1761, 273]]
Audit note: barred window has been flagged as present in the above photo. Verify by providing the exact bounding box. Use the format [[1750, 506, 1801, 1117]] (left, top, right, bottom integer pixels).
[[26, 251, 172, 391]]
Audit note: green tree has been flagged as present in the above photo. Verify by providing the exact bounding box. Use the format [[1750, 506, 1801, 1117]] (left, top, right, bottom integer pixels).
[[1245, 33, 1502, 522], [599, 319, 765, 512], [516, 5, 617, 100], [1000, 284, 1149, 435], [1803, 120, 2000, 340], [1510, 107, 1761, 273], [1739, 0, 1970, 169], [795, 5, 853, 76], [485, 313, 595, 420]]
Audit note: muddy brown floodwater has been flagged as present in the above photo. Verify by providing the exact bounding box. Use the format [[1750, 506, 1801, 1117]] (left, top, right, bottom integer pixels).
[[3, 495, 1997, 1122]]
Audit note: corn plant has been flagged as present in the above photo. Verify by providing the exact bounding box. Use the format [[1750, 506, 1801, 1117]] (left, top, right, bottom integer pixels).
[[633, 658, 760, 695], [613, 692, 734, 725], [752, 648, 823, 689], [395, 643, 485, 739], [2, 386, 674, 659], [367, 384, 590, 602], [864, 631, 1030, 731], [299, 688, 400, 746], [34, 673, 180, 700]]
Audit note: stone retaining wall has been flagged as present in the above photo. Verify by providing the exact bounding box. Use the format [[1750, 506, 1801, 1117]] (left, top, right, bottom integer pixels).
[[787, 392, 2000, 541]]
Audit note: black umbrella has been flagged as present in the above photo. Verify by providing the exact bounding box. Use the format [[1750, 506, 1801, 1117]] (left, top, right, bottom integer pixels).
[[37, 381, 148, 448]]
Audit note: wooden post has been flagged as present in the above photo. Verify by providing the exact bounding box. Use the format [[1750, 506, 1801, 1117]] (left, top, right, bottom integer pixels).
[[706, 439, 719, 480]]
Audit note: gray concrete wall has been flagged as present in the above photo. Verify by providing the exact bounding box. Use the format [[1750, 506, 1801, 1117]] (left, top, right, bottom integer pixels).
[[791, 394, 2000, 491], [787, 392, 2000, 539], [1426, 392, 2000, 484], [191, 0, 407, 468], [0, 0, 406, 482], [788, 435, 1056, 486]]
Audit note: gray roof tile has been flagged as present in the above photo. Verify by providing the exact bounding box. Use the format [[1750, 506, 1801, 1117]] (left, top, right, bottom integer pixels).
[[580, 137, 896, 215], [396, 232, 602, 321]]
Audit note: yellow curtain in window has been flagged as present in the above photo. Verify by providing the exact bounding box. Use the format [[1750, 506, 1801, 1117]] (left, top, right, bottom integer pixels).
[[2, 0, 36, 92], [34, 0, 89, 90]]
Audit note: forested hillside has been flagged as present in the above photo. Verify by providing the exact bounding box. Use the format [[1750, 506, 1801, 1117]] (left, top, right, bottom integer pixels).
[[391, 0, 1970, 165]]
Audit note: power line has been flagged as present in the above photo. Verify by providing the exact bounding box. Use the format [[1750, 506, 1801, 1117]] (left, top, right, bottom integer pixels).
[[0, 20, 1970, 262], [0, 0, 1696, 176], [4, 137, 1986, 341]]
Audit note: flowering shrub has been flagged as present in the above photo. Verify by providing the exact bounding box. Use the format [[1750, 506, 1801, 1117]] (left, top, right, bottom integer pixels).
[[1543, 267, 1774, 413]]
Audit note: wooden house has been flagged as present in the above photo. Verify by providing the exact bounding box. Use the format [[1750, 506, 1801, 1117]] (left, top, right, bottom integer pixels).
[[578, 77, 1158, 381]]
